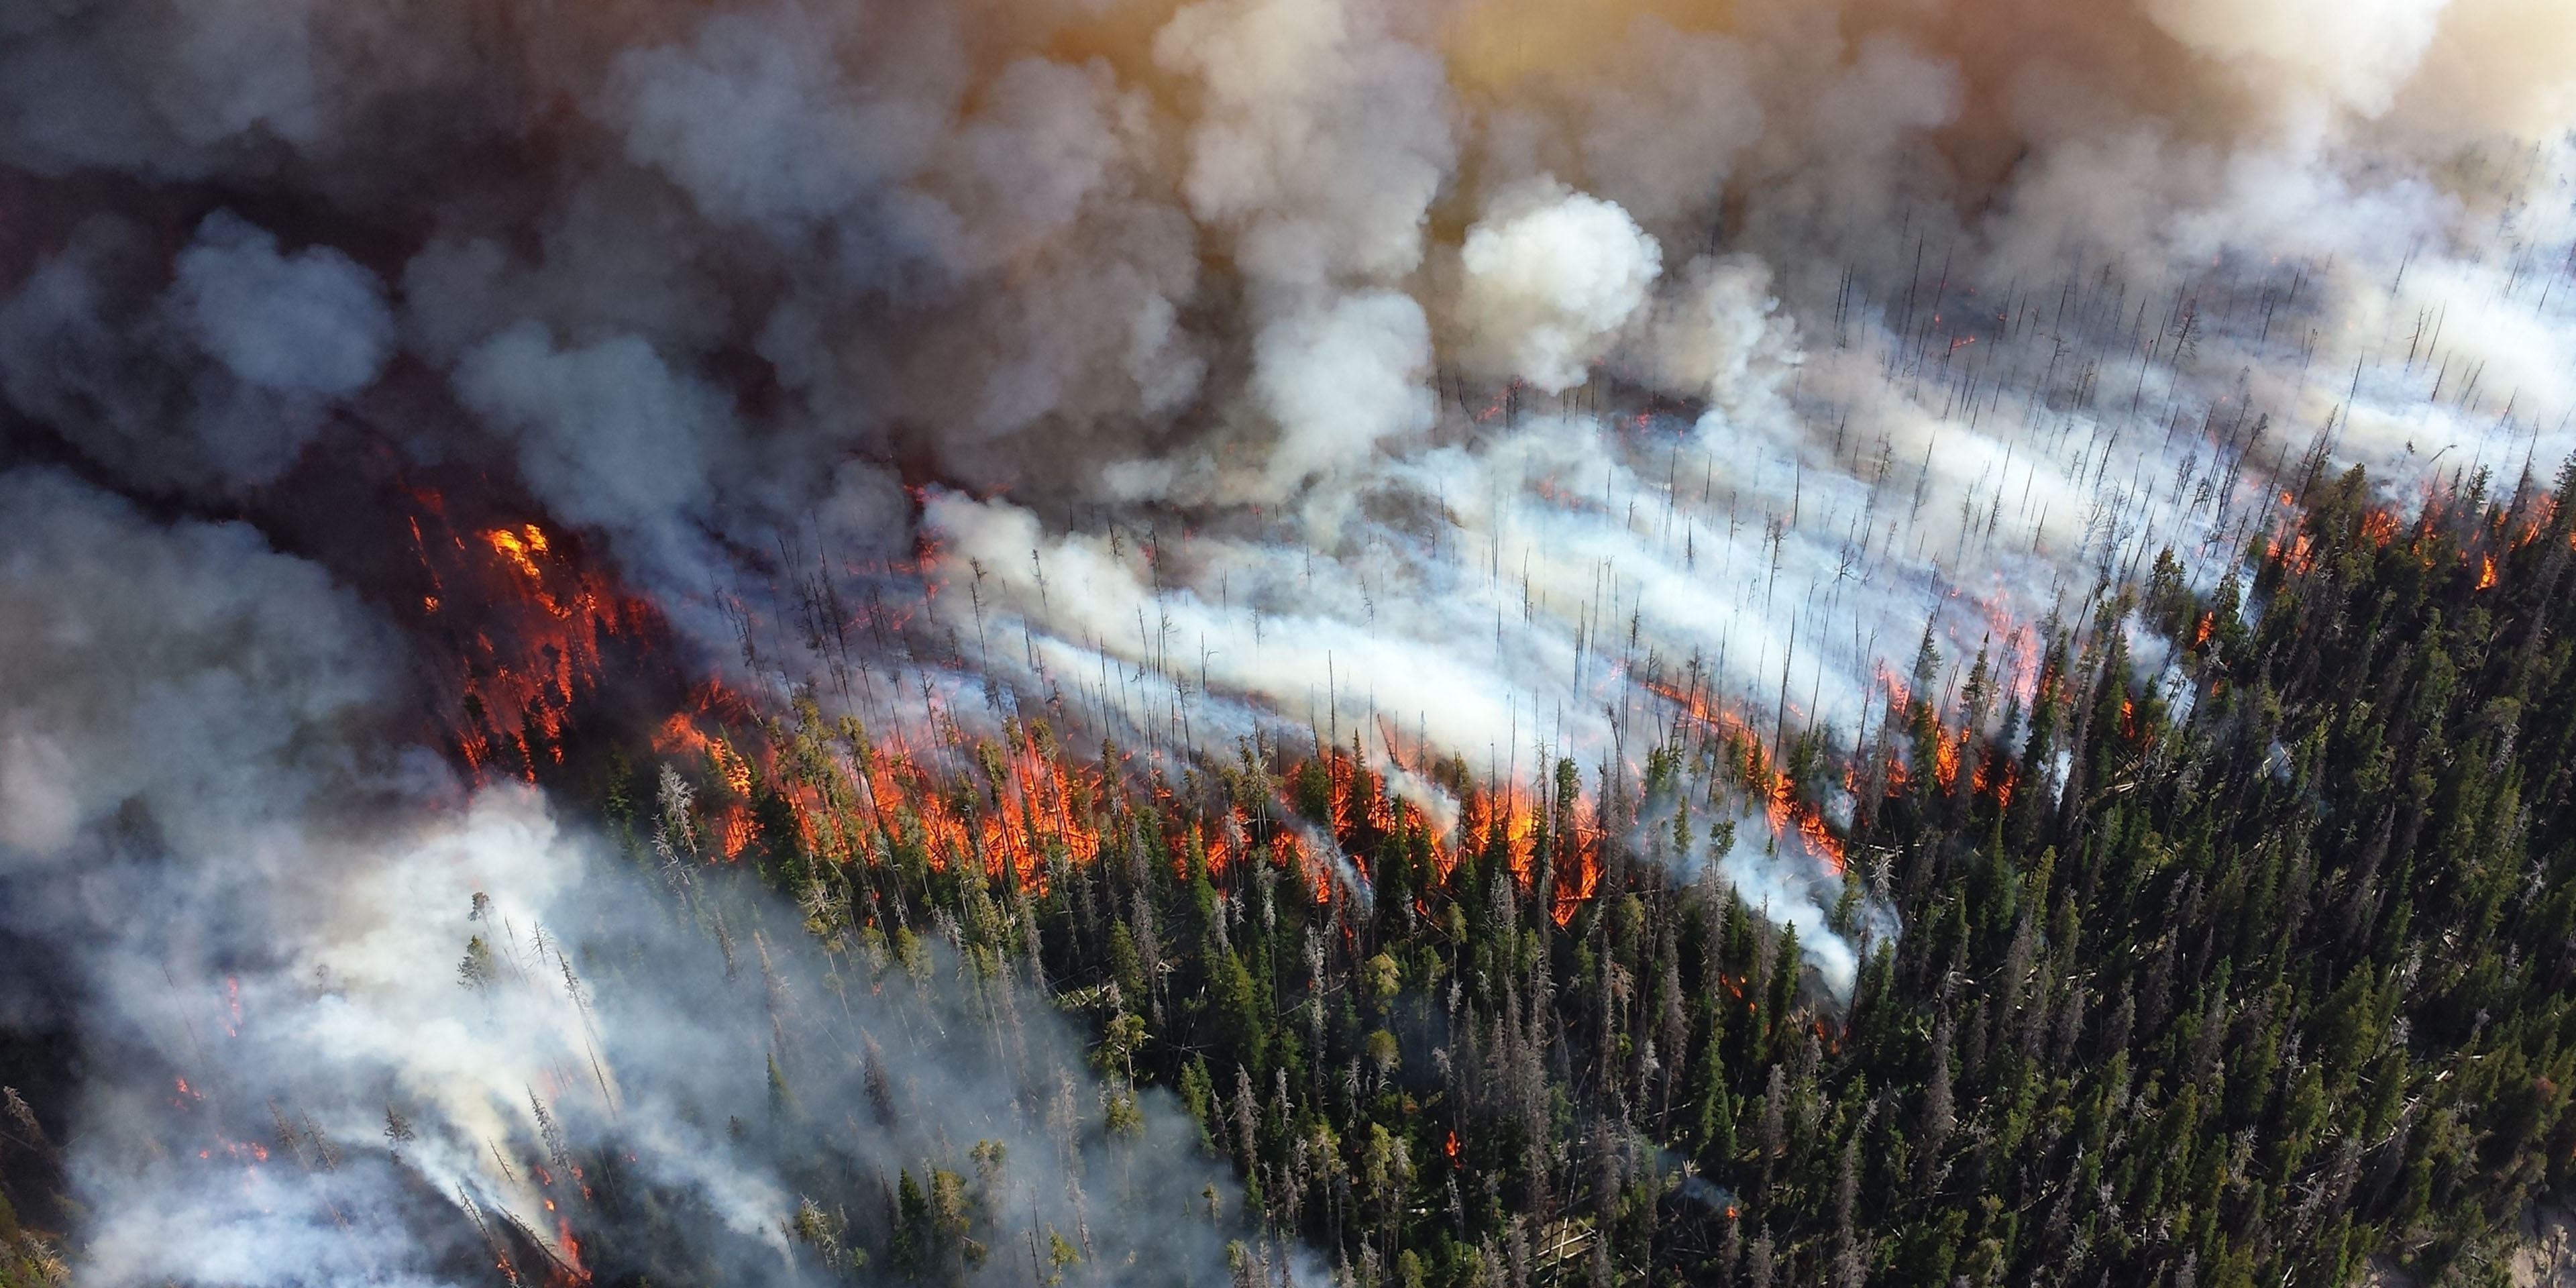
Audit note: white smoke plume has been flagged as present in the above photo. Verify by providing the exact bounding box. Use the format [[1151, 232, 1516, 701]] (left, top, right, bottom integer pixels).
[[3, 0, 2576, 1277], [0, 467, 1248, 1285], [1455, 179, 1662, 392]]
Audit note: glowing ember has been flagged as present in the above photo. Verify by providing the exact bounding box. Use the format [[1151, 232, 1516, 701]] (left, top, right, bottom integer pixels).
[[1932, 728, 1964, 794], [401, 495, 664, 784], [488, 525, 551, 579], [556, 1221, 586, 1280], [1645, 680, 1846, 874], [1464, 786, 1540, 887]]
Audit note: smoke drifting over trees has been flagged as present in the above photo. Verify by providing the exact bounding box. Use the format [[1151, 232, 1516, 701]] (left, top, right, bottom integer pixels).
[[1, 0, 2575, 1283]]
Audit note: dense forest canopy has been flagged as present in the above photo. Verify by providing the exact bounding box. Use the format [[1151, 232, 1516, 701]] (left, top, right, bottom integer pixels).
[[335, 456, 2576, 1288], [4, 0, 2576, 1282]]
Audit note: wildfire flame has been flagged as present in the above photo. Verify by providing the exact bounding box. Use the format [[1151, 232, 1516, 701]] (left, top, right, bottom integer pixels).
[[488, 525, 550, 580], [1644, 680, 1847, 874], [1931, 728, 1965, 795], [1462, 786, 1540, 888], [402, 490, 663, 784]]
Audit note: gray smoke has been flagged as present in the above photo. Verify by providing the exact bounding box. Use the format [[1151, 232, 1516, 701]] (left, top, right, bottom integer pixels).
[[0, 466, 1253, 1285], [3, 0, 2575, 1277]]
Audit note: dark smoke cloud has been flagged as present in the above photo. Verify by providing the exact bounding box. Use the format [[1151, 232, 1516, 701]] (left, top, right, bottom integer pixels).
[[2, 0, 2574, 1279], [0, 211, 393, 494], [0, 468, 401, 861]]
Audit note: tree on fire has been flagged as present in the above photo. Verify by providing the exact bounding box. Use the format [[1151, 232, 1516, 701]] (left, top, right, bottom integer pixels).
[[581, 458, 2576, 1287]]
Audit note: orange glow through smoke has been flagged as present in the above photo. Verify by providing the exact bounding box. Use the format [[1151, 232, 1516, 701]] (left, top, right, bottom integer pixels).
[[1644, 680, 1845, 874], [405, 492, 658, 785]]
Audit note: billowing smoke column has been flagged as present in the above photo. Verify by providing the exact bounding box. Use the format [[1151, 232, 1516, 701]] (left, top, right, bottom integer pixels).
[[1, 0, 2574, 1280], [0, 473, 1254, 1284]]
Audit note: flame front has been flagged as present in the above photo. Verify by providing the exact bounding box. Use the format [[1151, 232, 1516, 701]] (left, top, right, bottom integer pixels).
[[402, 491, 665, 784]]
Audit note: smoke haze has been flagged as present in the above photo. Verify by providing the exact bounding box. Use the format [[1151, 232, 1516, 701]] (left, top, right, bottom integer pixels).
[[3, 0, 2575, 1279]]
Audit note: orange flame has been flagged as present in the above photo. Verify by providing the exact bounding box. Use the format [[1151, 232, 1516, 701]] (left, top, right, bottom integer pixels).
[[1970, 757, 2017, 810], [488, 525, 550, 579], [407, 500, 659, 784], [556, 1221, 587, 1281], [653, 691, 766, 860], [1644, 680, 1845, 874], [1464, 786, 1540, 887], [1932, 729, 1964, 794], [1550, 791, 1603, 928], [797, 722, 1110, 890]]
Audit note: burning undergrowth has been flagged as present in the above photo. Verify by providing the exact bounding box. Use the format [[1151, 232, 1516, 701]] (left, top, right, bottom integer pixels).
[[3, 0, 2576, 1281], [0, 466, 1279, 1288]]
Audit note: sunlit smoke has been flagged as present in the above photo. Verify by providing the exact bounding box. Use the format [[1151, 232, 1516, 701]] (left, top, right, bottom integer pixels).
[[4, 0, 2576, 1279]]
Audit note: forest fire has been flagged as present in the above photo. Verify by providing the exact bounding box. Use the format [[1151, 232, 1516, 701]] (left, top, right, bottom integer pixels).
[[650, 692, 763, 859], [13, 0, 2576, 1279], [645, 688, 1116, 887], [626, 667, 1641, 928], [1462, 786, 1540, 887], [2265, 527, 2319, 577], [2263, 487, 2538, 599], [1970, 757, 2017, 810], [1644, 680, 1847, 873], [852, 728, 1108, 889], [1931, 727, 1964, 794], [553, 1222, 586, 1283], [400, 491, 663, 784], [488, 525, 551, 580]]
